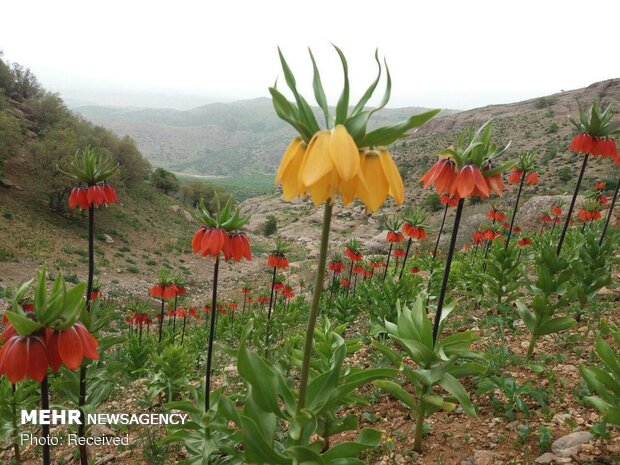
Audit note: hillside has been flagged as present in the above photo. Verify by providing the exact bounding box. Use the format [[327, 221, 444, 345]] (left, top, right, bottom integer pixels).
[[73, 98, 455, 176]]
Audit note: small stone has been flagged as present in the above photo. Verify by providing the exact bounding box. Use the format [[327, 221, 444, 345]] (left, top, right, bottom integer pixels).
[[90, 424, 115, 438], [534, 452, 557, 464], [95, 453, 116, 465], [551, 431, 594, 457], [473, 450, 496, 465]]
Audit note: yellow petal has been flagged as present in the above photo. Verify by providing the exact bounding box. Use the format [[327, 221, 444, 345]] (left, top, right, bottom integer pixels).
[[357, 150, 388, 212], [377, 148, 405, 205], [329, 124, 360, 182], [300, 130, 333, 187], [339, 175, 358, 207], [275, 137, 305, 185], [281, 143, 306, 201], [308, 171, 335, 206]]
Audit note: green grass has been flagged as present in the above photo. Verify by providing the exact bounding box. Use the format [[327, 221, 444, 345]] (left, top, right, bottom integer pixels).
[[177, 173, 276, 202]]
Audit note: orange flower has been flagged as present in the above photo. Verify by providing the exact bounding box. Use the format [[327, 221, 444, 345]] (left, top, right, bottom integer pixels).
[[570, 134, 618, 158], [420, 158, 457, 194], [450, 165, 490, 199], [386, 231, 404, 243], [0, 329, 48, 383], [267, 253, 289, 268]]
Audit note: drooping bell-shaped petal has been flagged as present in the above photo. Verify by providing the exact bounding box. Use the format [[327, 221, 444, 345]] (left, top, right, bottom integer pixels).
[[377, 148, 405, 205], [300, 130, 333, 188], [329, 125, 360, 182], [357, 151, 388, 213]]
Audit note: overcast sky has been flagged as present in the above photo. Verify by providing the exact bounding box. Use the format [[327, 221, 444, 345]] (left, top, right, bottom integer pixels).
[[1, 0, 619, 110]]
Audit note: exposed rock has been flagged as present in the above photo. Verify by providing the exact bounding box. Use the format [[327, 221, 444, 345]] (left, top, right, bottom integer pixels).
[[90, 424, 115, 438], [103, 234, 114, 244], [365, 231, 390, 254], [519, 195, 575, 230], [95, 453, 116, 465], [534, 452, 557, 464], [551, 431, 593, 457], [472, 450, 496, 465], [0, 177, 21, 190], [169, 205, 193, 222]]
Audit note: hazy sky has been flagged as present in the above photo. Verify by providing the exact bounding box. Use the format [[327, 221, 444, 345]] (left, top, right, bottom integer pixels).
[[2, 0, 619, 110]]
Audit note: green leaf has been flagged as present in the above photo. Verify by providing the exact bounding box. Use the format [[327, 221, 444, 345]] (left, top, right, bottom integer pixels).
[[333, 45, 350, 125], [360, 109, 441, 147], [237, 342, 280, 414], [438, 373, 476, 417], [240, 415, 290, 465], [309, 48, 330, 128], [4, 311, 44, 336], [351, 50, 382, 116], [373, 380, 418, 412], [516, 301, 536, 332], [391, 335, 436, 366], [535, 317, 576, 336]]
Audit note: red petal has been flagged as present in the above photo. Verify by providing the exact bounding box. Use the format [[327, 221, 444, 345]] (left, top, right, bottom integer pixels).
[[192, 228, 205, 253], [26, 337, 48, 382], [4, 337, 28, 383], [46, 331, 62, 372], [75, 324, 99, 361], [58, 327, 84, 370]]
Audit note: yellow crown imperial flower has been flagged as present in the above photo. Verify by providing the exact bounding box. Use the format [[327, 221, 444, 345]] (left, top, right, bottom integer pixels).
[[271, 46, 439, 212]]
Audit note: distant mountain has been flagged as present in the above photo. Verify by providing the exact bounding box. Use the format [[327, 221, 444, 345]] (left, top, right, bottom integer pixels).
[[73, 98, 456, 176]]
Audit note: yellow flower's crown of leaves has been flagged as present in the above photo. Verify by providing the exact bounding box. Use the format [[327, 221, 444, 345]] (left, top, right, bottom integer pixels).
[[270, 46, 440, 147]]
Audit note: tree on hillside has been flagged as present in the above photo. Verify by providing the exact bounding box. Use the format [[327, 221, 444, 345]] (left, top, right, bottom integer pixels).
[[151, 168, 178, 195]]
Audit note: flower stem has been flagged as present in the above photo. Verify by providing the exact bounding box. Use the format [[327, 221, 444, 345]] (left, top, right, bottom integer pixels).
[[432, 198, 464, 346], [526, 334, 537, 360], [383, 243, 393, 282], [157, 298, 165, 343], [399, 238, 413, 279], [345, 261, 354, 296], [599, 176, 620, 246], [505, 171, 526, 250], [205, 257, 220, 411], [264, 267, 277, 356], [41, 376, 51, 465], [414, 410, 425, 453], [297, 201, 333, 411], [78, 205, 95, 465], [433, 202, 449, 259], [557, 154, 589, 256], [11, 384, 20, 463]]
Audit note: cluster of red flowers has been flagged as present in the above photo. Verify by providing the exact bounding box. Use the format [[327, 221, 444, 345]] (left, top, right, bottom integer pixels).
[[507, 168, 539, 185], [570, 134, 618, 159], [345, 247, 363, 262], [393, 248, 406, 258], [487, 208, 507, 223], [192, 228, 252, 262], [420, 159, 507, 200], [69, 184, 118, 209], [386, 231, 404, 243], [403, 223, 427, 239], [517, 237, 533, 247], [578, 209, 602, 222], [328, 260, 344, 273], [150, 283, 182, 299], [0, 320, 99, 383], [440, 194, 459, 207], [267, 253, 289, 268]]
